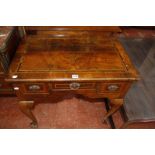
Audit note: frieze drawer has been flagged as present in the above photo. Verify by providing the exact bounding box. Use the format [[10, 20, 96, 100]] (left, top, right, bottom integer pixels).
[[16, 83, 49, 94], [98, 82, 129, 93], [52, 82, 96, 90]]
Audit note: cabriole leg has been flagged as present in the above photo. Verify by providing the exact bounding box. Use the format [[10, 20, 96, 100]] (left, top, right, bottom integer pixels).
[[18, 101, 38, 128]]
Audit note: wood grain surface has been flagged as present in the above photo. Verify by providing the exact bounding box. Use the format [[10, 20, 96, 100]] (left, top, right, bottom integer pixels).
[[6, 26, 138, 128]]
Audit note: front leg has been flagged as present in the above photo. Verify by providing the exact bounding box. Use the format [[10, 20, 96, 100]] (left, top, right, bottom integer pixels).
[[103, 98, 123, 123], [18, 101, 38, 128]]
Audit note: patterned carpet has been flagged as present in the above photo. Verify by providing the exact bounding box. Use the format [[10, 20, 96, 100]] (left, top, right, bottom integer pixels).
[[0, 97, 123, 129]]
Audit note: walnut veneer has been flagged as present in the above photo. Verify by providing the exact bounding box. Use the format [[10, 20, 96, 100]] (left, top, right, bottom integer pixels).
[[6, 26, 139, 128]]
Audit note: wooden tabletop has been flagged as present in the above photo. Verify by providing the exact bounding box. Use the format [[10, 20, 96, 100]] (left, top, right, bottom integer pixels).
[[8, 34, 138, 82]]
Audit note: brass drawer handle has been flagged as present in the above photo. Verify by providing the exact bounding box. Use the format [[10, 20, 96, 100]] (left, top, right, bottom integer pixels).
[[69, 82, 80, 90], [29, 85, 41, 90], [107, 85, 119, 91]]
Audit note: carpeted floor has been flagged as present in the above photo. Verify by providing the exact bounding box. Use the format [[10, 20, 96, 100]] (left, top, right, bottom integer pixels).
[[0, 97, 123, 129]]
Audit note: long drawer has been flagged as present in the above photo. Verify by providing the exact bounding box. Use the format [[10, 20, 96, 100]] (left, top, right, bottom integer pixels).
[[52, 82, 96, 90]]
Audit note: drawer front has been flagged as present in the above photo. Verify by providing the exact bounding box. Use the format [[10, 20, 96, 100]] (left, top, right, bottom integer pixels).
[[17, 83, 49, 94], [52, 82, 96, 90], [97, 82, 130, 97], [99, 83, 122, 93], [13, 81, 130, 99]]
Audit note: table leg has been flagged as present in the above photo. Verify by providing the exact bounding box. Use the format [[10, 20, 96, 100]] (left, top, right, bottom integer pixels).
[[103, 98, 123, 123], [18, 101, 38, 128]]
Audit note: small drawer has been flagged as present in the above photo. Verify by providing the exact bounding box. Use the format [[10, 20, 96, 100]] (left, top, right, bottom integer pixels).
[[52, 82, 96, 90], [23, 83, 49, 94], [98, 83, 126, 93]]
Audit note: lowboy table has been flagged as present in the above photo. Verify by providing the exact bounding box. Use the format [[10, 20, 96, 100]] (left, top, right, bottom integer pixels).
[[6, 26, 139, 128]]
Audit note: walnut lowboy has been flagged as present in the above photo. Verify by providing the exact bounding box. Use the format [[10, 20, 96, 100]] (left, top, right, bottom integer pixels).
[[6, 27, 139, 128]]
